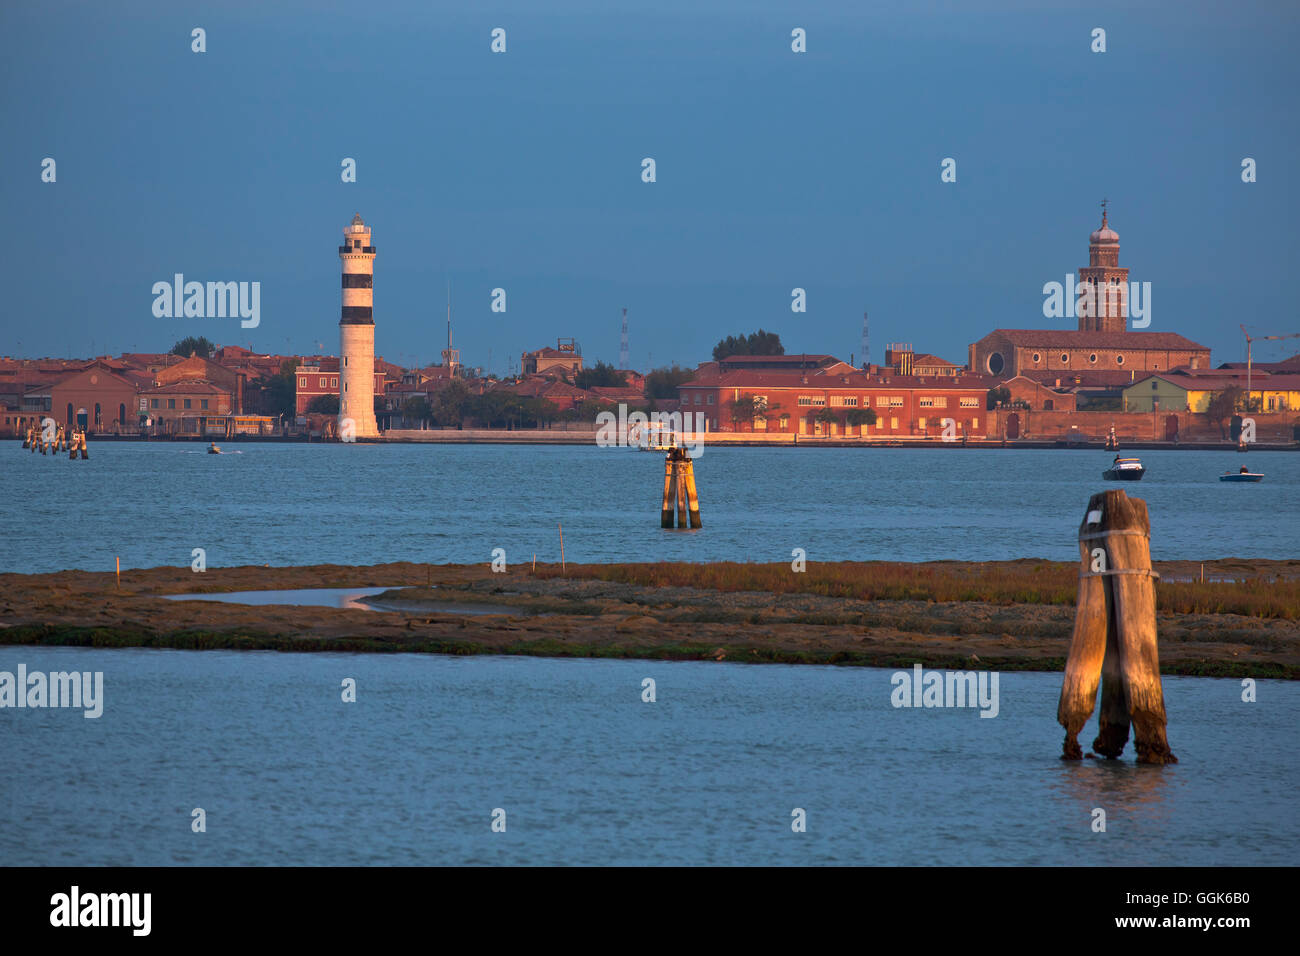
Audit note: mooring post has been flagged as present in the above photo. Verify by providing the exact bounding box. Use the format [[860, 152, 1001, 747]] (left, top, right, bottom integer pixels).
[[674, 450, 689, 529], [1057, 489, 1176, 764], [661, 454, 676, 528], [79, 433, 88, 459], [684, 458, 702, 528], [1057, 498, 1111, 759]]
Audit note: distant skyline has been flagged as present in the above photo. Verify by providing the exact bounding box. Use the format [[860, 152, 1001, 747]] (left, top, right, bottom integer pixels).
[[2, 0, 1298, 372]]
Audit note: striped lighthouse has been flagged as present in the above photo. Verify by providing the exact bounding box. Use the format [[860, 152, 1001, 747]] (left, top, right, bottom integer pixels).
[[339, 213, 379, 438]]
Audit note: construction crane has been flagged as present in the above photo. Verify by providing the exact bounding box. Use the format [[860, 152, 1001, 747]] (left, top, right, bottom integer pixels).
[[1240, 325, 1300, 407]]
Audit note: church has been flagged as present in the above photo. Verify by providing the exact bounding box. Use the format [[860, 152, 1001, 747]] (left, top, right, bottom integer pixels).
[[968, 209, 1210, 385]]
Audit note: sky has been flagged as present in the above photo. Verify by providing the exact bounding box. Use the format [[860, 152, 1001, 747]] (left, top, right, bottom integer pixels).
[[2, 0, 1297, 374]]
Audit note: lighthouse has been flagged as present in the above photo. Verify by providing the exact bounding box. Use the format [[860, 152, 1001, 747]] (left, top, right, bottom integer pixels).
[[338, 213, 379, 438]]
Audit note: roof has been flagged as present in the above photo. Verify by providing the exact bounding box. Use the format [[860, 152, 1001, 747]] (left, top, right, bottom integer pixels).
[[911, 353, 959, 368], [983, 329, 1210, 350], [1125, 372, 1300, 392], [681, 368, 990, 390], [141, 381, 231, 395]]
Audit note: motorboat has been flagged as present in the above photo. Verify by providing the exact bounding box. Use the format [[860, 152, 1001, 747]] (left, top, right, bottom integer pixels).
[[1102, 456, 1144, 481], [1220, 467, 1263, 482], [208, 443, 222, 454]]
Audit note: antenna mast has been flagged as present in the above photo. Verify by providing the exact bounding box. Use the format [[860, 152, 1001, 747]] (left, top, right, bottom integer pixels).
[[620, 308, 629, 369]]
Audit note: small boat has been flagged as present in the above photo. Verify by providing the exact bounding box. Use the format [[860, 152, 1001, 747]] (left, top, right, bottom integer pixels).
[[1102, 456, 1144, 481], [1220, 467, 1263, 482], [208, 443, 222, 455]]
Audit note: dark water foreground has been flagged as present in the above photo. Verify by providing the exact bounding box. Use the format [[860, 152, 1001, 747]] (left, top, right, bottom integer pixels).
[[1, 647, 1293, 866]]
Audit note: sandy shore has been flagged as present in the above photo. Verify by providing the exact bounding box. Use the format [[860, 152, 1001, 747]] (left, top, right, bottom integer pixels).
[[0, 559, 1295, 678]]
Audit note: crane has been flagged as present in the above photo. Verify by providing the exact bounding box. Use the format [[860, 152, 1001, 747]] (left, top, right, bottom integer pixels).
[[1240, 325, 1300, 408]]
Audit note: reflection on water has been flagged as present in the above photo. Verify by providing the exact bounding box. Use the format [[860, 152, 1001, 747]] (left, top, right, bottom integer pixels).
[[162, 587, 389, 610]]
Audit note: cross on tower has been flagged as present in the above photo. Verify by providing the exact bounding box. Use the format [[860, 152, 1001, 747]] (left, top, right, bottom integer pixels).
[[1100, 197, 1109, 225]]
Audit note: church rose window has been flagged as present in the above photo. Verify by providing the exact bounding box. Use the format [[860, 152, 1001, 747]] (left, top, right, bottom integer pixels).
[[1116, 355, 1125, 365], [1060, 353, 1069, 364], [987, 352, 1004, 375], [1032, 353, 1041, 363], [1089, 353, 1098, 363]]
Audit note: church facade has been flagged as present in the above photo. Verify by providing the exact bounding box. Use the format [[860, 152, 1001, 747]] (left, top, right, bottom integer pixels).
[[969, 210, 1210, 380]]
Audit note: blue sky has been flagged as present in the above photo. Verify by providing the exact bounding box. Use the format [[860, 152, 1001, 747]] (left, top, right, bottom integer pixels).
[[2, 0, 1297, 373]]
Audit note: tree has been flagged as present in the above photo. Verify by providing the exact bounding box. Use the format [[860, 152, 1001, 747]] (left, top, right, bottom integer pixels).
[[430, 379, 471, 426], [712, 329, 784, 362], [644, 364, 694, 399], [728, 395, 757, 430], [574, 361, 627, 389], [171, 336, 215, 358], [306, 394, 339, 415], [401, 397, 431, 425], [814, 406, 839, 428], [986, 387, 1011, 410], [845, 407, 877, 428], [245, 359, 299, 422], [1206, 385, 1243, 438]]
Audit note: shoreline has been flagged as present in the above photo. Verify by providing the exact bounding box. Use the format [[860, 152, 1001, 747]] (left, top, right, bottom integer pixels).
[[1, 559, 1295, 678], [12, 435, 1299, 450]]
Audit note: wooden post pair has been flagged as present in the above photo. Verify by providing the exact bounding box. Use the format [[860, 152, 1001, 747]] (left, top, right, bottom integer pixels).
[[1057, 489, 1176, 764], [660, 447, 701, 529]]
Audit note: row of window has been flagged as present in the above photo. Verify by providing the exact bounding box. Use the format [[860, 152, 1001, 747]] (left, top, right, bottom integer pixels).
[[1029, 351, 1126, 366], [148, 398, 210, 410], [299, 377, 340, 389]]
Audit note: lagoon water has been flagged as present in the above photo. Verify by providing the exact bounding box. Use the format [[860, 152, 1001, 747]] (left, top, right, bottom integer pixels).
[[2, 442, 1298, 574], [2, 443, 1296, 866], [0, 647, 1294, 866]]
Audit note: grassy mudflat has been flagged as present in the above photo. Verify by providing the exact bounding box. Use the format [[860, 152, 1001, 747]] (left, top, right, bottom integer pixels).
[[0, 559, 1296, 678]]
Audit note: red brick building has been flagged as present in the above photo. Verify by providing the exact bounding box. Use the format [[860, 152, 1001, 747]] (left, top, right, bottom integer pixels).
[[679, 361, 989, 438]]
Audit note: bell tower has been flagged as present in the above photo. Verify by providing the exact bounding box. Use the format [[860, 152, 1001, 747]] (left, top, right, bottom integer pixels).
[[1077, 200, 1129, 333]]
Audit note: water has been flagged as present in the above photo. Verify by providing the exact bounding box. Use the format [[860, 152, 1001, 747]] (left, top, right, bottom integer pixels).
[[3, 442, 1297, 574], [163, 587, 391, 610], [0, 647, 1293, 866]]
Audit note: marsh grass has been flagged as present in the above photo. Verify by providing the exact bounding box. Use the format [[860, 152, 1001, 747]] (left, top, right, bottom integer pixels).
[[537, 561, 1300, 620]]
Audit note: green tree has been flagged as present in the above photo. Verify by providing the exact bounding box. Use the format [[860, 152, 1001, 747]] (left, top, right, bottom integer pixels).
[[171, 336, 215, 358], [402, 397, 431, 425], [728, 395, 757, 430], [644, 364, 694, 399], [1206, 385, 1243, 438], [430, 379, 471, 426], [814, 406, 839, 428], [712, 329, 784, 362], [246, 359, 299, 422], [986, 386, 1011, 410], [845, 407, 877, 428], [306, 394, 339, 415], [574, 361, 628, 389]]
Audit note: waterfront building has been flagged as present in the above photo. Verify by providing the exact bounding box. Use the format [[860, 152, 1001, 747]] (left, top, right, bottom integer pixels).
[[1123, 370, 1300, 413], [522, 339, 583, 378], [338, 214, 380, 437], [678, 361, 989, 438]]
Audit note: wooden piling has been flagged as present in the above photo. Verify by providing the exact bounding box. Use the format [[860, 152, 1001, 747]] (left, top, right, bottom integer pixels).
[[79, 433, 88, 459], [1057, 489, 1176, 764], [1057, 502, 1111, 759], [683, 459, 702, 529], [675, 455, 688, 528], [661, 457, 676, 528], [558, 522, 565, 572]]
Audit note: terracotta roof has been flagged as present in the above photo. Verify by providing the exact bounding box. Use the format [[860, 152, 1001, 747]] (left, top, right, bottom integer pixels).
[[681, 369, 990, 390], [986, 329, 1209, 350], [141, 381, 231, 395]]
